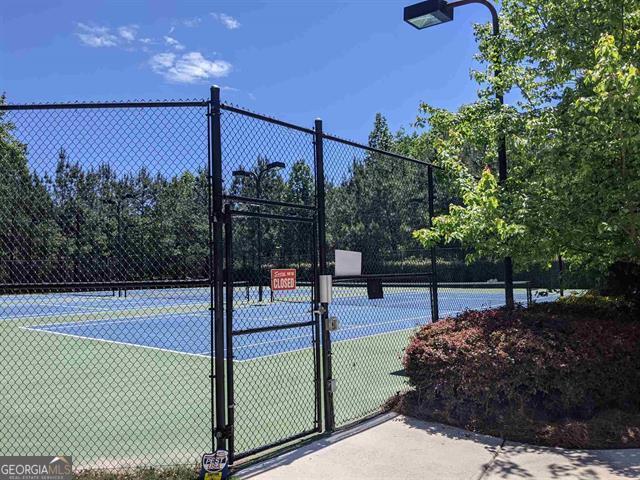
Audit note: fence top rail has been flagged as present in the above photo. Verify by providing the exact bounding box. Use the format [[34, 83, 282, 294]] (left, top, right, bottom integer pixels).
[[1, 95, 440, 170], [0, 100, 209, 110], [322, 132, 440, 169], [220, 102, 316, 135]]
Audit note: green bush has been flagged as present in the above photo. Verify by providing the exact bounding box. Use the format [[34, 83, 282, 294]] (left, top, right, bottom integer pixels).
[[402, 297, 640, 438]]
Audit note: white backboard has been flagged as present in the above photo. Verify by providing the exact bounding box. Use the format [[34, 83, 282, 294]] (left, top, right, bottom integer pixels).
[[335, 249, 362, 277]]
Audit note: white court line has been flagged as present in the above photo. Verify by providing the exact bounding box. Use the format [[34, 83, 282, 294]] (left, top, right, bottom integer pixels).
[[20, 306, 478, 363], [233, 315, 439, 363], [195, 331, 313, 356], [336, 315, 427, 333], [27, 310, 206, 330], [1, 304, 114, 320], [2, 299, 210, 320], [22, 326, 210, 359]]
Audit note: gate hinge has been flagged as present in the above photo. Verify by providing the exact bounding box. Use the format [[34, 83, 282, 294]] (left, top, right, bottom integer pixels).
[[214, 424, 233, 439]]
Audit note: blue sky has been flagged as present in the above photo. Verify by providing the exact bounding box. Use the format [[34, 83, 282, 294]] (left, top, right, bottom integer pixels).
[[1, 0, 496, 143]]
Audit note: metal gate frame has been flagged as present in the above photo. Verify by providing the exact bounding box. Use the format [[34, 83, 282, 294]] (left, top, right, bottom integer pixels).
[[222, 203, 322, 462], [207, 85, 440, 463]]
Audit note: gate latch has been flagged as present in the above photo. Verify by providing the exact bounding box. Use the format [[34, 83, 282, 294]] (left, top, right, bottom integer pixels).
[[326, 316, 339, 331]]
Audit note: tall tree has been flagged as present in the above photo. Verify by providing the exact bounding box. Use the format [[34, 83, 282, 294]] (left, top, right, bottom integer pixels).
[[0, 101, 60, 283], [413, 0, 640, 277]]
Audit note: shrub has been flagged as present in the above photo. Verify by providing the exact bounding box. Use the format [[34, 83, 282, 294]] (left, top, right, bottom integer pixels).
[[402, 299, 640, 441], [600, 260, 640, 302]]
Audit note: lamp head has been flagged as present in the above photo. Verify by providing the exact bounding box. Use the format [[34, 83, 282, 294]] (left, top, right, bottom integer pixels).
[[267, 161, 286, 170], [232, 169, 252, 178], [404, 0, 454, 29]]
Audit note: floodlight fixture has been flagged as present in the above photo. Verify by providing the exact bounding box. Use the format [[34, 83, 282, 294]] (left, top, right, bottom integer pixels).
[[404, 0, 454, 29]]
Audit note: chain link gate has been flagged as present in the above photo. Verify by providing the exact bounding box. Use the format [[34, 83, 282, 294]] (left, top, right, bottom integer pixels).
[[221, 204, 322, 461], [208, 87, 329, 462]]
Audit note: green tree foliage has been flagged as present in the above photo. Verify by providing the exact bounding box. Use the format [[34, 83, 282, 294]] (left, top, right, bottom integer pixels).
[[413, 0, 640, 274], [0, 99, 60, 283], [2, 103, 437, 284], [327, 114, 430, 270]]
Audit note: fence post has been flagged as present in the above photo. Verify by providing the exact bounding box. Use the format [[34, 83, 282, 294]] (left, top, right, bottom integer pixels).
[[314, 118, 335, 432], [428, 166, 439, 322], [224, 203, 235, 461], [210, 85, 227, 450]]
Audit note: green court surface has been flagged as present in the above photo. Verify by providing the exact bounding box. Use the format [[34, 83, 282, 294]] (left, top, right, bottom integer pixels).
[[1, 284, 544, 468], [0, 307, 412, 469]]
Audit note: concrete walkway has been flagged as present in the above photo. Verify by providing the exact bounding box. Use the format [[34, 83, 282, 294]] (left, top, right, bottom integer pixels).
[[238, 414, 640, 480]]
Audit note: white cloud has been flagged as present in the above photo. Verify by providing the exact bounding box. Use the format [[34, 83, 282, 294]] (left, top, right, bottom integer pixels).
[[149, 51, 232, 83], [211, 13, 240, 30], [182, 17, 202, 28], [139, 37, 153, 44], [76, 23, 119, 47], [164, 35, 185, 50], [150, 52, 176, 69], [118, 25, 138, 41]]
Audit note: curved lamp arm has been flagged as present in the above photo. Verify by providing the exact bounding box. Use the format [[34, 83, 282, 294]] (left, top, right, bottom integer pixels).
[[449, 0, 499, 35]]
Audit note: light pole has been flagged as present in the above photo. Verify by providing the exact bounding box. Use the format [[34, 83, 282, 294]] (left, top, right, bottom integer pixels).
[[232, 161, 285, 302], [105, 190, 138, 288], [404, 0, 514, 309]]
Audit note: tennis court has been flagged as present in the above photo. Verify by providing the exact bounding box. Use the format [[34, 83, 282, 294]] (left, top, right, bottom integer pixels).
[[0, 91, 565, 469], [10, 282, 544, 361], [2, 280, 547, 464]]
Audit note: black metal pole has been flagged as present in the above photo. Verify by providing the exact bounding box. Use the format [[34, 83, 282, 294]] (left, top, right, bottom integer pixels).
[[311, 218, 323, 433], [471, 2, 512, 309], [558, 255, 564, 297], [314, 118, 335, 431], [427, 166, 439, 321], [224, 204, 235, 461], [206, 97, 216, 451], [211, 85, 227, 450], [494, 33, 515, 310], [256, 176, 263, 302], [447, 0, 514, 309], [116, 200, 122, 291]]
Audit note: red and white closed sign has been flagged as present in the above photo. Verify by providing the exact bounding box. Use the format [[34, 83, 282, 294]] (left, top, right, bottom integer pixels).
[[271, 269, 297, 291]]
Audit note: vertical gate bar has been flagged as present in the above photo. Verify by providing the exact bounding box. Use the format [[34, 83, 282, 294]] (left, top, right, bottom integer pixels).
[[224, 204, 235, 461], [206, 98, 216, 450], [314, 118, 335, 431], [311, 218, 323, 432], [428, 166, 439, 322], [211, 85, 227, 450]]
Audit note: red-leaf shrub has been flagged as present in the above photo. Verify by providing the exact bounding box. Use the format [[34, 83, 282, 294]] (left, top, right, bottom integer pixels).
[[402, 295, 640, 444]]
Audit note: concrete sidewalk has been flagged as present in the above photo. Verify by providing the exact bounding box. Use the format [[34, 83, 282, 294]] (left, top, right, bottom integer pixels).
[[238, 414, 640, 480]]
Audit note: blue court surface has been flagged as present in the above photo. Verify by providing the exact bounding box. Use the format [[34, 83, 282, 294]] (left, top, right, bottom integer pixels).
[[9, 286, 555, 361]]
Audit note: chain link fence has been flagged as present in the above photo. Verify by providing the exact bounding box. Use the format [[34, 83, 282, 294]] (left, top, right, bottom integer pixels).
[[0, 89, 570, 470], [0, 101, 214, 469]]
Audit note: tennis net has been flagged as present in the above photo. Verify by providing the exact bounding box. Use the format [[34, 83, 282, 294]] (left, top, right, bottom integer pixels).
[[271, 280, 532, 309]]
